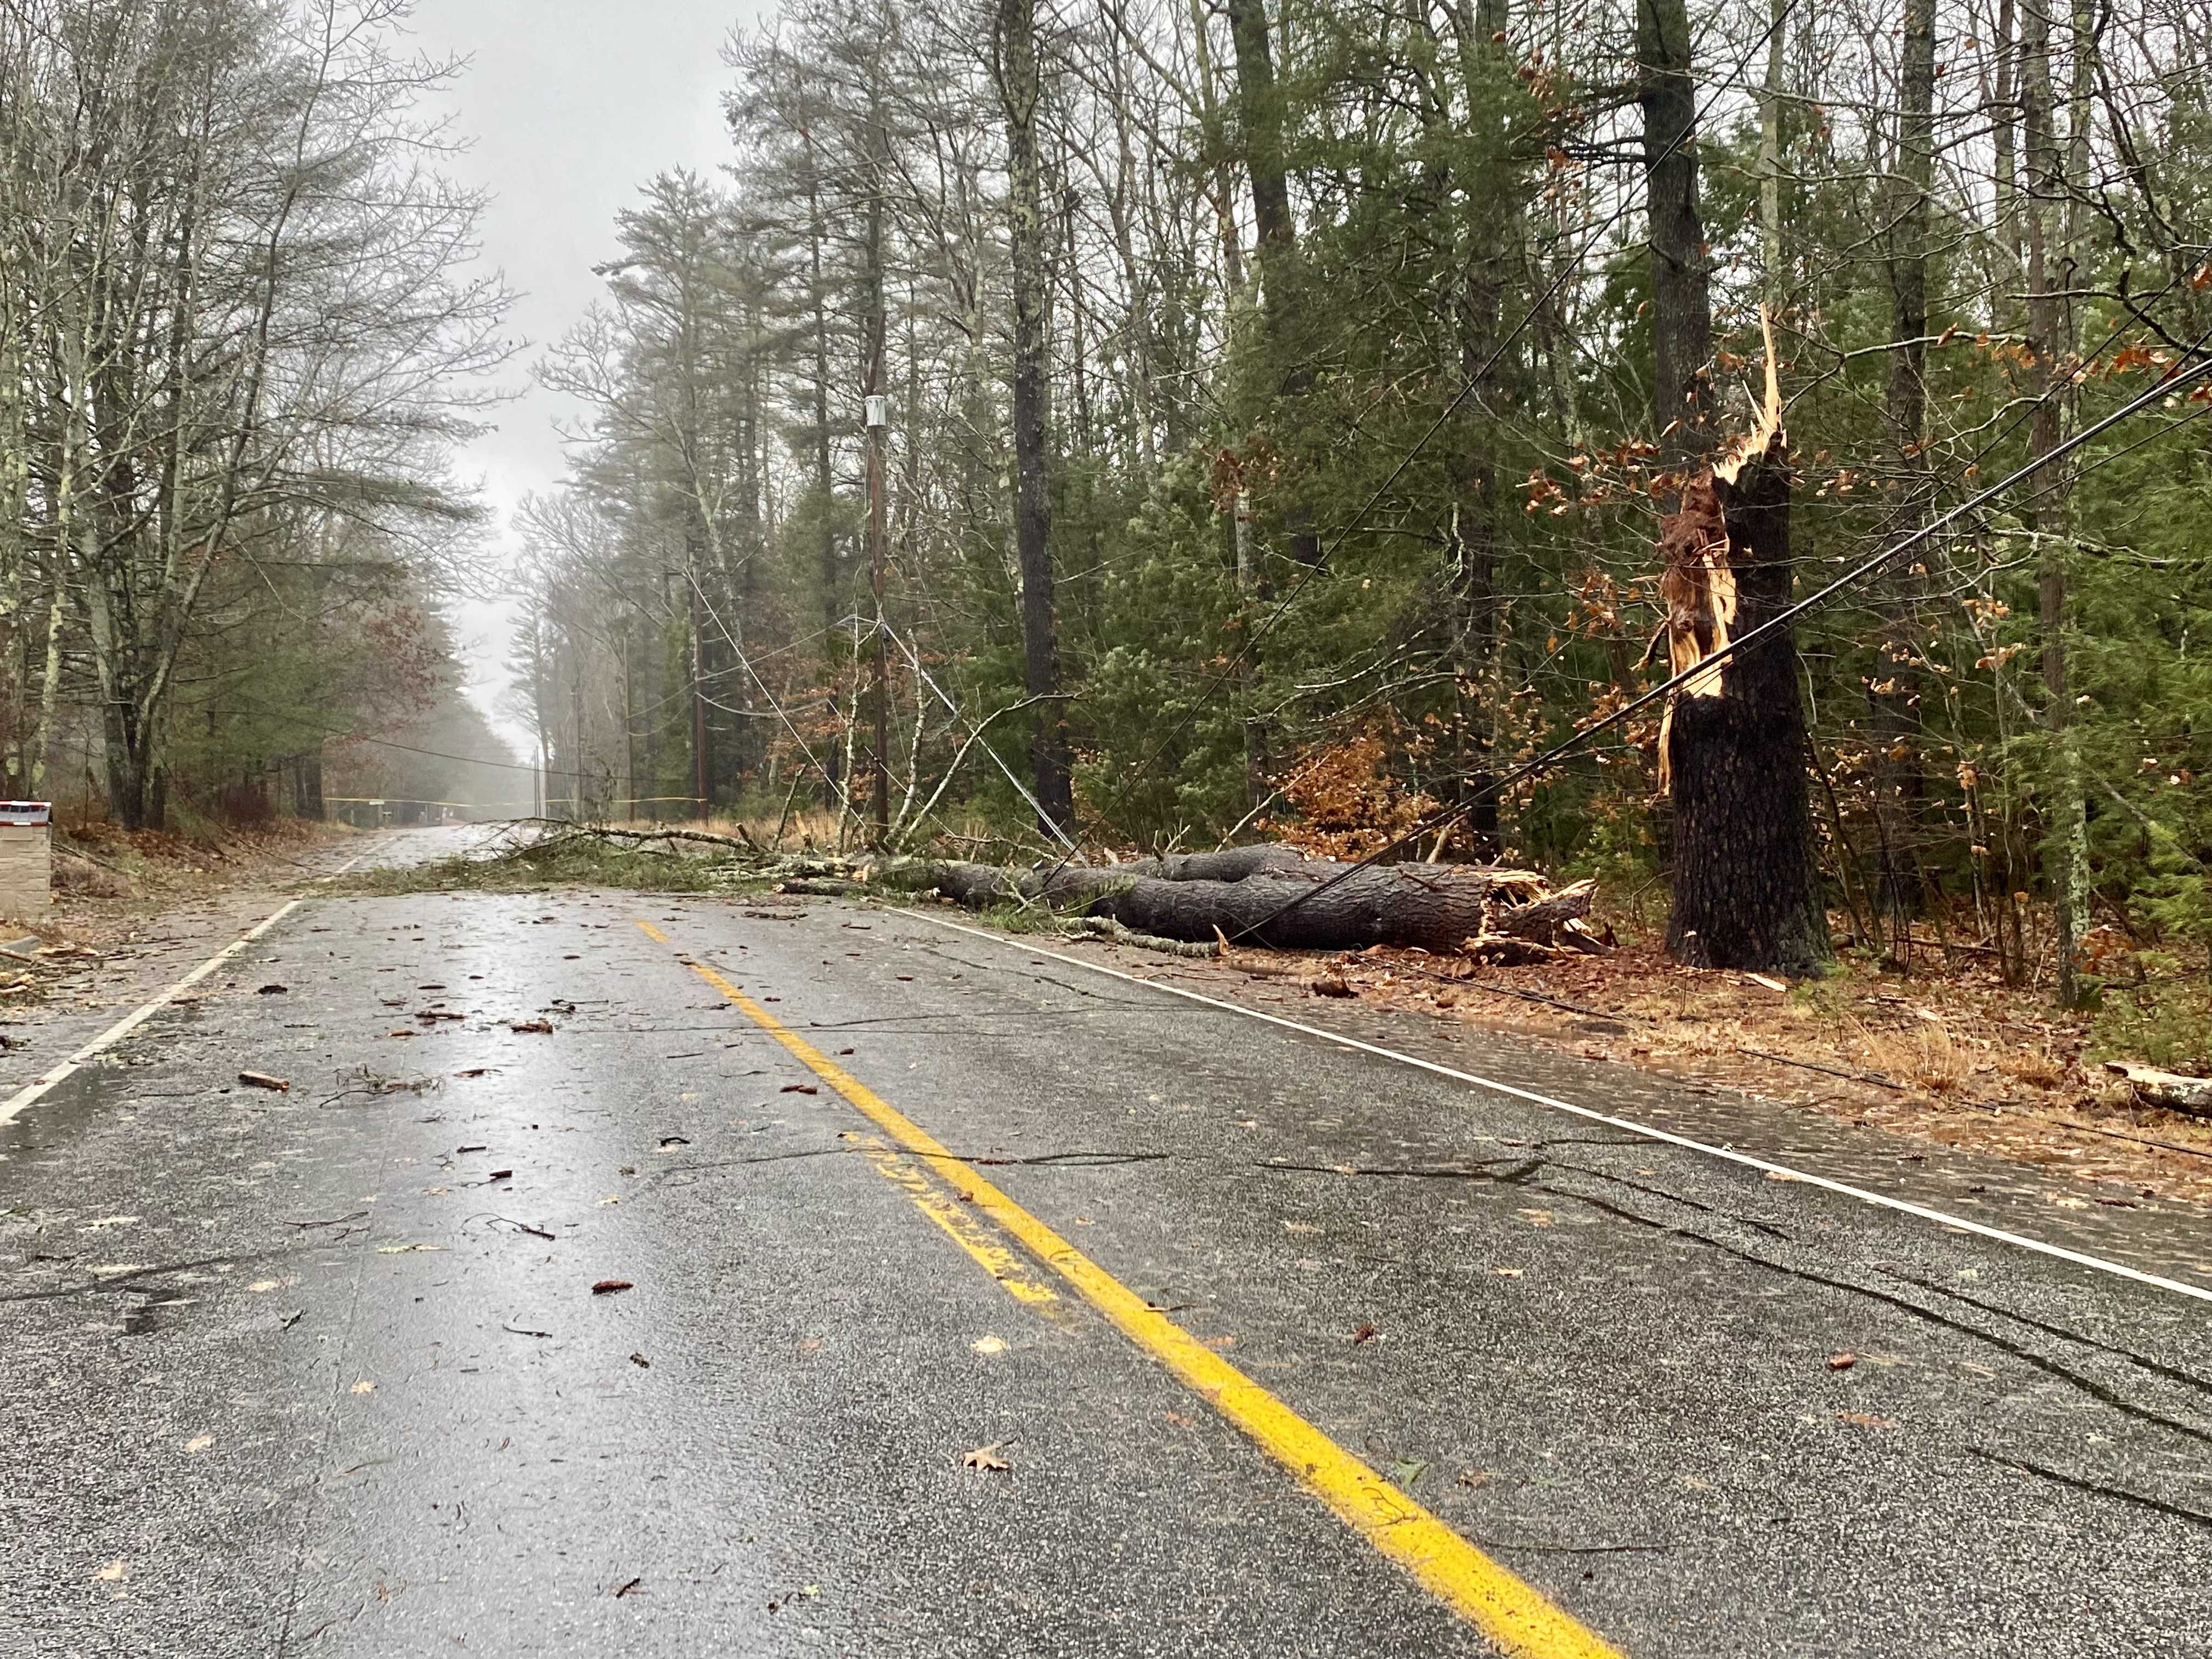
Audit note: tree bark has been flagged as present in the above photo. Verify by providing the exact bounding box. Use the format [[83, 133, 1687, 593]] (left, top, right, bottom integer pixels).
[[908, 846, 1598, 956], [994, 0, 1073, 834], [2021, 0, 2086, 1006], [1657, 335, 1832, 976], [1870, 0, 1938, 940], [1226, 0, 1321, 565], [1637, 0, 1711, 470], [1641, 3, 1828, 976]]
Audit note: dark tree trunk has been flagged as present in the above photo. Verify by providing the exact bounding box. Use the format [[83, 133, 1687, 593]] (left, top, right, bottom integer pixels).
[[2021, 0, 2084, 1006], [1446, 0, 1512, 859], [995, 0, 1073, 833], [1640, 0, 1827, 977], [1871, 0, 1937, 938], [1226, 0, 1321, 565], [1637, 0, 1711, 470], [1661, 410, 1832, 975]]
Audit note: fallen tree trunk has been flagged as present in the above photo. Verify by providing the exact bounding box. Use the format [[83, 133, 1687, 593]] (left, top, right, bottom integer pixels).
[[2103, 1062, 2212, 1119], [899, 849, 1601, 957]]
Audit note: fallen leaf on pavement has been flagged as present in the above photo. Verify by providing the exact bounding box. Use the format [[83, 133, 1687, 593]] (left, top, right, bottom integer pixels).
[[961, 1442, 1010, 1472], [350, 1380, 375, 1395], [658, 1135, 690, 1147], [1836, 1410, 1896, 1429], [1350, 1323, 1377, 1346], [1493, 1267, 1525, 1278], [1829, 1353, 1858, 1371], [238, 1071, 291, 1093], [256, 984, 287, 996], [630, 1352, 651, 1368], [972, 1335, 1006, 1355], [592, 1278, 634, 1295], [280, 1309, 303, 1329], [94, 1561, 126, 1583], [1311, 972, 1353, 997], [1516, 1208, 1556, 1227], [509, 1019, 555, 1035], [184, 1434, 213, 1454], [780, 1083, 819, 1094], [454, 1069, 493, 1079]]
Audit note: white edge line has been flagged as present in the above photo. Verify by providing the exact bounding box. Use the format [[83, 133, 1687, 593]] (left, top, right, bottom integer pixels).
[[0, 842, 380, 1127], [898, 907, 2212, 1308]]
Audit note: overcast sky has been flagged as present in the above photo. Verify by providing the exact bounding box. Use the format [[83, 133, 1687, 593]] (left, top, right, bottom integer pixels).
[[403, 0, 765, 752]]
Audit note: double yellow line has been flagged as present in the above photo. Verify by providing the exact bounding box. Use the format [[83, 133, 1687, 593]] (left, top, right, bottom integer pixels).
[[637, 919, 1623, 1659]]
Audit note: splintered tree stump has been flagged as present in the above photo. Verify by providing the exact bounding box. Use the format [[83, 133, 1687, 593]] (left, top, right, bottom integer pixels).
[[1657, 311, 1833, 977], [898, 849, 1603, 957]]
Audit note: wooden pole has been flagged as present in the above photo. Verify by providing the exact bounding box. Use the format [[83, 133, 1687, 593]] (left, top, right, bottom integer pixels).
[[867, 396, 890, 843]]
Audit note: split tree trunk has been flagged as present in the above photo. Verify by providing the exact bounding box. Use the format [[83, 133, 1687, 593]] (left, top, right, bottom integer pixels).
[[1641, 0, 1829, 977], [1658, 335, 1833, 976]]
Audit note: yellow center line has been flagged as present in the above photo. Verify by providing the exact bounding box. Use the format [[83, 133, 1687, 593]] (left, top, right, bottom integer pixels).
[[842, 1129, 1063, 1308], [637, 920, 1624, 1659]]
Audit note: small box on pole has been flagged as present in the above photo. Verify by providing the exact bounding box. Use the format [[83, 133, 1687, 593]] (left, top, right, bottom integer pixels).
[[0, 802, 52, 919], [864, 394, 889, 431]]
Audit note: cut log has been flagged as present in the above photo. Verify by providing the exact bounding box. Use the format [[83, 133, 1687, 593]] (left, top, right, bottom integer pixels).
[[898, 848, 1600, 957], [2103, 1062, 2212, 1119]]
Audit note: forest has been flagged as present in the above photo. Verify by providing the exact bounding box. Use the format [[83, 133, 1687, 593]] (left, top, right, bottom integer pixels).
[[0, 0, 527, 834], [10, 0, 2212, 1039]]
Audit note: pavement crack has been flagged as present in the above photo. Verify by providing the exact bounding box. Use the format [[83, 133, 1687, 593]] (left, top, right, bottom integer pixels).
[[1538, 1183, 2212, 1451], [1255, 1156, 1544, 1186], [0, 1245, 319, 1302], [1965, 1447, 2212, 1532], [1551, 1162, 1794, 1240], [1878, 1268, 2212, 1398]]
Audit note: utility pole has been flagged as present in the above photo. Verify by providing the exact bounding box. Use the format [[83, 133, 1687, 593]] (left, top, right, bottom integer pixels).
[[866, 392, 890, 844], [687, 563, 710, 823]]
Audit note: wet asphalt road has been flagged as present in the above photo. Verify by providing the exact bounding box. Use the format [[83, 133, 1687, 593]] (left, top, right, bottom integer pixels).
[[2, 829, 2208, 1657]]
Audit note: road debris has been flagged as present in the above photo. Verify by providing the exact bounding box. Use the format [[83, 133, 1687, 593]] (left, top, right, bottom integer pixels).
[[961, 1442, 1011, 1472], [592, 1278, 634, 1295], [238, 1070, 291, 1093]]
